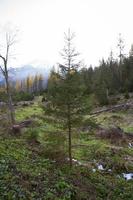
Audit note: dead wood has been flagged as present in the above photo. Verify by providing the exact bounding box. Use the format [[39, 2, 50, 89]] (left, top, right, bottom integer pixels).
[[91, 102, 133, 115], [10, 119, 33, 135]]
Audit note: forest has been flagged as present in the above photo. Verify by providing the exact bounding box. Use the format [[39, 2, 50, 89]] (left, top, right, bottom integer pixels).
[[0, 30, 133, 200]]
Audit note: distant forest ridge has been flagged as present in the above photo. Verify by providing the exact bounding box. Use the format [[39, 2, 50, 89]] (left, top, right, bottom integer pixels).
[[0, 34, 133, 100]]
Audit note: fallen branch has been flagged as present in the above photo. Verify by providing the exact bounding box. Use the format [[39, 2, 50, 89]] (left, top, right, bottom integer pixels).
[[10, 119, 33, 135], [90, 102, 133, 115], [19, 119, 33, 128]]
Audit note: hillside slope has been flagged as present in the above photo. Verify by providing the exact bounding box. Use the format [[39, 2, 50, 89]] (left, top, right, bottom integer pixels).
[[0, 97, 132, 200]]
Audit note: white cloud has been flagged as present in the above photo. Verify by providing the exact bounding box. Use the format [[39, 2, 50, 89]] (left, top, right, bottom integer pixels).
[[0, 0, 133, 67]]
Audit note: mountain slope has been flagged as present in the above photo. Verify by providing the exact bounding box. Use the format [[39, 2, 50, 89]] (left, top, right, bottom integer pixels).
[[0, 65, 51, 84]]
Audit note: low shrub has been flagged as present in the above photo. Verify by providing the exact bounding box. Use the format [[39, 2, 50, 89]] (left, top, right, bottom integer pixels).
[[13, 91, 34, 102]]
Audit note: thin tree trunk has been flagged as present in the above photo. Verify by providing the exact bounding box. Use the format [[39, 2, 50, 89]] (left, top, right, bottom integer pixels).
[[0, 32, 17, 125], [106, 88, 109, 100], [68, 104, 72, 167], [5, 74, 15, 125]]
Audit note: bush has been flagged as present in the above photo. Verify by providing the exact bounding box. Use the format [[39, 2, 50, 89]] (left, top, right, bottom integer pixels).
[[95, 86, 109, 106], [124, 91, 130, 99], [43, 132, 67, 161], [13, 91, 34, 102], [27, 128, 39, 144], [0, 90, 7, 102], [95, 92, 109, 106], [108, 97, 118, 105]]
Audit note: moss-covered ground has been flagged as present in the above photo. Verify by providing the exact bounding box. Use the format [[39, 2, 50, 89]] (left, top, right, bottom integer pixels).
[[0, 98, 133, 199]]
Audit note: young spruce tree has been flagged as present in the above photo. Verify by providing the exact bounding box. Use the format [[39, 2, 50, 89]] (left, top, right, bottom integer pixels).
[[46, 29, 86, 167]]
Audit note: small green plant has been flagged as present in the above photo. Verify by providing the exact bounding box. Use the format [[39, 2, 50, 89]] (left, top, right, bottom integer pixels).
[[27, 128, 39, 142], [43, 131, 67, 161]]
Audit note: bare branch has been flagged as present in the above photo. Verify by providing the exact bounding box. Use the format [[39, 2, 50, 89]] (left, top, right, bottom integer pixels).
[[0, 27, 17, 124], [0, 65, 5, 76], [0, 54, 6, 62], [6, 31, 17, 47]]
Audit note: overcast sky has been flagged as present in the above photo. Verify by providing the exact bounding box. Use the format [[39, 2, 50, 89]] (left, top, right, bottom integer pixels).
[[0, 0, 133, 67]]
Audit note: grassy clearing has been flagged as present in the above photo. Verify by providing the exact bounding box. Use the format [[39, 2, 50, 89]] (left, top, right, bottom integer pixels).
[[0, 100, 133, 199], [16, 103, 43, 121], [0, 135, 132, 200], [14, 101, 133, 173], [94, 110, 133, 132]]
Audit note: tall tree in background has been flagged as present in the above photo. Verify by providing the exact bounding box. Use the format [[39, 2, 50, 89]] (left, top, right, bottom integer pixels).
[[0, 31, 17, 125], [117, 33, 125, 85], [47, 29, 85, 166], [38, 74, 44, 93], [117, 33, 125, 64], [33, 74, 38, 93], [107, 50, 120, 92]]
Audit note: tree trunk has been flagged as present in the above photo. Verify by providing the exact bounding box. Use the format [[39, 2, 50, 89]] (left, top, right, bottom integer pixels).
[[5, 71, 15, 125], [0, 32, 16, 126], [68, 104, 72, 167]]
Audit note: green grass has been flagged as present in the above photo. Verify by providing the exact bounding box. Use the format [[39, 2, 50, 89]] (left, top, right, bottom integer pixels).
[[14, 101, 133, 173], [124, 126, 133, 132], [0, 99, 132, 199], [94, 110, 133, 132], [16, 103, 43, 121], [0, 135, 132, 200]]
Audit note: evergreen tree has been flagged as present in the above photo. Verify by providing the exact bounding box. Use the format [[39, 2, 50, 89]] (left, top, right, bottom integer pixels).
[[38, 74, 44, 93], [33, 74, 38, 93], [46, 29, 86, 166]]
